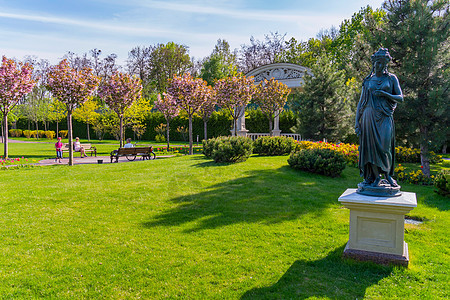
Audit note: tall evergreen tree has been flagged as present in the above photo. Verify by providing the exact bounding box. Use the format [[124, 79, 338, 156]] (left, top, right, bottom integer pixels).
[[291, 55, 352, 142], [375, 0, 449, 176]]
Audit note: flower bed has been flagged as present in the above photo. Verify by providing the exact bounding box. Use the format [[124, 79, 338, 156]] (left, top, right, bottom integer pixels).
[[153, 146, 203, 155], [394, 164, 434, 185], [0, 157, 38, 170], [293, 141, 442, 166], [293, 141, 359, 166]]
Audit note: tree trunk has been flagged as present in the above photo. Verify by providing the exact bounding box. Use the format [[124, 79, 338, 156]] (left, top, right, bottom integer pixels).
[[204, 120, 208, 141], [119, 116, 124, 148], [269, 119, 273, 136], [188, 115, 193, 155], [420, 125, 431, 177], [87, 123, 90, 142], [166, 119, 170, 150], [35, 121, 39, 140], [1, 118, 3, 144], [3, 113, 8, 158], [56, 121, 59, 138], [67, 110, 74, 166]]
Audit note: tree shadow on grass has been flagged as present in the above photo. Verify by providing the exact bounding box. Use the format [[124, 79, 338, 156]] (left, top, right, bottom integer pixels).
[[241, 245, 393, 299], [143, 165, 350, 232], [190, 156, 236, 168]]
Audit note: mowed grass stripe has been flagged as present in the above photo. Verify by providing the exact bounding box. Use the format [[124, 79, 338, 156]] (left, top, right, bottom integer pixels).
[[0, 154, 448, 299]]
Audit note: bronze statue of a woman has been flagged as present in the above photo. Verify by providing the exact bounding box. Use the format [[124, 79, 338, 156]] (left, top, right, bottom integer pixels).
[[355, 48, 403, 196]]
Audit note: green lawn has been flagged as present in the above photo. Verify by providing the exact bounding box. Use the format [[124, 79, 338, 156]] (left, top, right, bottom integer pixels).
[[0, 147, 448, 298], [3, 138, 199, 161]]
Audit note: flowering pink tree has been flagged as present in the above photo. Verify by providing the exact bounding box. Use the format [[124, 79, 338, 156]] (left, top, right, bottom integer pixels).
[[215, 74, 255, 136], [167, 73, 211, 155], [253, 78, 290, 135], [155, 93, 179, 149], [47, 59, 100, 166], [198, 92, 217, 140], [98, 71, 142, 147], [0, 56, 35, 158]]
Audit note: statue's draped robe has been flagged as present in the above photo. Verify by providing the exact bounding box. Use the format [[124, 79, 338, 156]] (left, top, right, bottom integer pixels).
[[358, 74, 398, 180]]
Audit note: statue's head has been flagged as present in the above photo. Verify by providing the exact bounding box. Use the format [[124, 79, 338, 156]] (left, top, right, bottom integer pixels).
[[371, 48, 392, 64]]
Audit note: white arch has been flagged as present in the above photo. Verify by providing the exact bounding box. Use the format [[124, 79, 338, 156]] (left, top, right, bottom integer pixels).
[[245, 63, 312, 88], [231, 63, 311, 137]]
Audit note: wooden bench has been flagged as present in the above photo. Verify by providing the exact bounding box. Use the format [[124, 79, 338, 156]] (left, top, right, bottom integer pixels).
[[110, 146, 156, 163], [61, 143, 97, 157]]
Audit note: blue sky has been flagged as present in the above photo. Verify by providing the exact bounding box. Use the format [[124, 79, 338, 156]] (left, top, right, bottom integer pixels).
[[0, 0, 385, 66]]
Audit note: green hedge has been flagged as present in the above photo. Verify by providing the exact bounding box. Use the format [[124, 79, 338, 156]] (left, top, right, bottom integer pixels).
[[434, 169, 450, 197], [288, 148, 347, 177], [203, 136, 253, 163], [10, 109, 296, 142], [253, 136, 295, 156]]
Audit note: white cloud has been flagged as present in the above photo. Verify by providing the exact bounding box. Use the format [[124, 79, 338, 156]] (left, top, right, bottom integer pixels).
[[0, 11, 171, 37]]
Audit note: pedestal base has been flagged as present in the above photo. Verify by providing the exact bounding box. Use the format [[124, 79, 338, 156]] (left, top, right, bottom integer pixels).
[[357, 180, 402, 197], [339, 189, 416, 267], [343, 241, 409, 266], [271, 129, 281, 136]]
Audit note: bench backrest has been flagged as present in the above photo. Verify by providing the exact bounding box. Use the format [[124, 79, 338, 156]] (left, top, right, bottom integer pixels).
[[62, 143, 93, 150], [117, 147, 152, 155]]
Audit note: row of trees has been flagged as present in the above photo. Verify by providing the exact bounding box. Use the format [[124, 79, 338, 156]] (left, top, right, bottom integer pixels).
[[156, 74, 289, 155], [0, 57, 143, 166], [1, 0, 448, 174], [1, 55, 290, 160]]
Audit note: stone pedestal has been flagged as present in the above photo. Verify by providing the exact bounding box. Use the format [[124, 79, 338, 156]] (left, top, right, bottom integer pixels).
[[338, 188, 417, 266], [237, 129, 249, 137], [271, 129, 281, 136]]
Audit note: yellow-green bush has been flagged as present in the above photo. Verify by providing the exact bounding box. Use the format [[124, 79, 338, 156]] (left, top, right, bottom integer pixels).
[[44, 131, 56, 139], [8, 129, 22, 137], [59, 130, 68, 138], [23, 130, 32, 138], [394, 164, 433, 185]]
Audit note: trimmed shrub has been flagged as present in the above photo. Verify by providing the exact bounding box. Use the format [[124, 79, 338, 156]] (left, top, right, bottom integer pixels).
[[23, 130, 32, 138], [44, 130, 56, 139], [8, 129, 23, 137], [155, 134, 166, 142], [38, 130, 45, 137], [293, 140, 359, 166], [434, 169, 449, 197], [288, 148, 346, 177], [253, 136, 295, 156], [202, 137, 220, 158], [204, 136, 253, 163], [59, 130, 68, 138]]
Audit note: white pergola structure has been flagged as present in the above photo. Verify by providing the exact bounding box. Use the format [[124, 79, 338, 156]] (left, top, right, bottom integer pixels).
[[232, 63, 313, 139]]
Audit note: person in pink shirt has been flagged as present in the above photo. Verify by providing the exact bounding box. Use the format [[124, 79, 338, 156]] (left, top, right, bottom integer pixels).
[[55, 137, 63, 163]]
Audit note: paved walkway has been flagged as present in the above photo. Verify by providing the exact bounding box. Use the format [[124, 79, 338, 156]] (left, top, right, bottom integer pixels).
[[38, 155, 169, 166]]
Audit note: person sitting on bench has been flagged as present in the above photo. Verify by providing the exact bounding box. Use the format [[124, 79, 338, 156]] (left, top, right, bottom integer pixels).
[[74, 137, 87, 157], [124, 138, 134, 148]]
